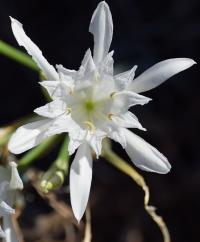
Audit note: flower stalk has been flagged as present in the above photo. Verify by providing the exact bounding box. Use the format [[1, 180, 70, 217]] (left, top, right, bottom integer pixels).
[[0, 127, 14, 147], [0, 40, 39, 72], [102, 141, 171, 242]]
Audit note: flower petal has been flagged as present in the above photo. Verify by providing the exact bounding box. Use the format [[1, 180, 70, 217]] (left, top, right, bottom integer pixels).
[[68, 127, 86, 155], [34, 100, 67, 118], [39, 81, 60, 99], [76, 49, 96, 86], [89, 1, 113, 64], [86, 130, 105, 158], [0, 168, 10, 185], [0, 182, 9, 201], [2, 215, 18, 242], [40, 78, 74, 100], [123, 129, 171, 174], [112, 111, 146, 130], [0, 225, 5, 238], [98, 51, 114, 76], [110, 91, 151, 114], [8, 119, 52, 154], [114, 65, 137, 91], [9, 162, 23, 190], [46, 114, 77, 137], [10, 17, 58, 80], [0, 201, 15, 216], [130, 58, 196, 93], [103, 122, 126, 148], [56, 64, 76, 79], [70, 143, 93, 222]]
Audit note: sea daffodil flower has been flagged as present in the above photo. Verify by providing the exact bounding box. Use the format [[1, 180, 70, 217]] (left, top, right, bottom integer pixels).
[[0, 162, 23, 242], [8, 1, 195, 221]]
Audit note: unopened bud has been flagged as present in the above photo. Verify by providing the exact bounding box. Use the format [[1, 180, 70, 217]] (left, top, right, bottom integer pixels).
[[40, 161, 67, 194], [9, 161, 23, 190]]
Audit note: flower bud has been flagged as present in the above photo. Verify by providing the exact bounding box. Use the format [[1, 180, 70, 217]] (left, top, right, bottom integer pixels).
[[9, 162, 23, 190], [40, 162, 67, 194]]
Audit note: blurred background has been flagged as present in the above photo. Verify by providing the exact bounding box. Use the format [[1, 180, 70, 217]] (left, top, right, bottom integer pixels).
[[0, 0, 200, 242]]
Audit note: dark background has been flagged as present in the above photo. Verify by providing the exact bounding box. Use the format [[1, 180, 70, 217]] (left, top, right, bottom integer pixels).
[[0, 0, 200, 242]]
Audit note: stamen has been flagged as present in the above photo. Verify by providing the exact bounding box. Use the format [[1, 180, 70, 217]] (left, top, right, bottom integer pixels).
[[84, 121, 95, 132], [108, 113, 114, 120], [68, 87, 73, 95], [110, 92, 117, 98], [66, 107, 72, 115], [64, 83, 73, 95], [94, 72, 100, 82]]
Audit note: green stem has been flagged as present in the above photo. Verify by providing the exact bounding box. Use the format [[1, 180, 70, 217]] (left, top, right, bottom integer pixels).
[[18, 135, 60, 172], [0, 40, 39, 72], [56, 136, 69, 170]]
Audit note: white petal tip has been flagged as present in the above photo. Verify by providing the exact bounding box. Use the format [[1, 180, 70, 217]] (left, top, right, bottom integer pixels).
[[146, 97, 152, 103], [138, 156, 171, 174], [9, 161, 17, 168], [187, 59, 197, 65], [10, 17, 21, 26], [8, 143, 19, 155], [9, 16, 14, 21], [98, 1, 108, 7], [137, 163, 171, 174], [75, 216, 81, 224], [180, 58, 197, 68]]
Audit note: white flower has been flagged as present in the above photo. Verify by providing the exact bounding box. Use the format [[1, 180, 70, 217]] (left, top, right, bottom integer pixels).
[[0, 162, 23, 242], [8, 1, 195, 221]]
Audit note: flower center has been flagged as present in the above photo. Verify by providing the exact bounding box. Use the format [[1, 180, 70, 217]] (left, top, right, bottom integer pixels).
[[84, 100, 95, 113]]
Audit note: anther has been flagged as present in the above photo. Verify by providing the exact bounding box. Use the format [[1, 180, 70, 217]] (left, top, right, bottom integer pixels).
[[66, 107, 72, 115], [108, 113, 114, 120], [84, 121, 95, 131], [110, 92, 117, 98]]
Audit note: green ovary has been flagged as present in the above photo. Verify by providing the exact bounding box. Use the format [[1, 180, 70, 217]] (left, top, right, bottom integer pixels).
[[84, 100, 95, 113]]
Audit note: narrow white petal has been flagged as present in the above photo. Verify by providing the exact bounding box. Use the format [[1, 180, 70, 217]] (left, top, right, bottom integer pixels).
[[115, 65, 137, 91], [68, 128, 86, 155], [46, 114, 77, 137], [0, 182, 9, 201], [34, 100, 67, 118], [70, 143, 93, 222], [111, 91, 151, 114], [112, 111, 146, 130], [130, 58, 196, 93], [0, 226, 5, 238], [81, 49, 96, 72], [0, 201, 15, 216], [0, 168, 10, 185], [9, 162, 23, 190], [89, 1, 113, 64], [76, 49, 96, 86], [98, 51, 114, 76], [8, 119, 52, 154], [40, 78, 74, 100], [2, 215, 19, 242], [86, 130, 105, 158], [103, 122, 126, 148], [123, 129, 171, 174], [39, 81, 61, 99], [10, 17, 58, 80], [56, 64, 76, 79]]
